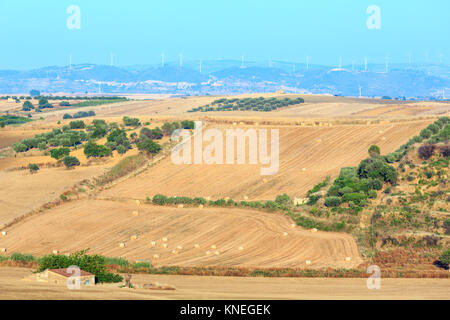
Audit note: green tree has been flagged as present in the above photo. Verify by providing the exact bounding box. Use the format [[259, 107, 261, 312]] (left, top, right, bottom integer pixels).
[[50, 147, 70, 160], [63, 156, 80, 168], [137, 138, 161, 156]]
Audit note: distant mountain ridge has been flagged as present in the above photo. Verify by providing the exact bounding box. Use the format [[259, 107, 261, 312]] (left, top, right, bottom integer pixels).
[[0, 60, 449, 99]]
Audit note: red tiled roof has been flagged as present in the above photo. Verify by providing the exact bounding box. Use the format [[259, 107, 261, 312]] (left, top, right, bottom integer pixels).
[[48, 268, 94, 277]]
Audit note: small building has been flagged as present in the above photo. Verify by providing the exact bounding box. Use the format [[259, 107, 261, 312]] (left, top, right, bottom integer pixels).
[[42, 268, 95, 286]]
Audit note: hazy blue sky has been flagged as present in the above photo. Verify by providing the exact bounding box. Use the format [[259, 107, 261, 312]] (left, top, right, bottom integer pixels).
[[0, 0, 448, 69]]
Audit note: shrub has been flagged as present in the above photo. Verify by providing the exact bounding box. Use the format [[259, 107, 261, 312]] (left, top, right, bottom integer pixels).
[[59, 101, 70, 106], [439, 145, 449, 158], [140, 127, 163, 140], [324, 196, 341, 207], [368, 190, 378, 199], [275, 193, 292, 207], [132, 261, 152, 269], [181, 120, 195, 129], [13, 142, 28, 153], [307, 195, 320, 205], [38, 142, 47, 150], [37, 250, 123, 283], [444, 219, 450, 235], [10, 252, 35, 262], [419, 128, 432, 139], [357, 157, 397, 184], [440, 249, 450, 265], [50, 147, 70, 160], [123, 116, 140, 127], [152, 194, 168, 205], [63, 156, 80, 168], [84, 141, 112, 158], [104, 257, 129, 267], [368, 144, 380, 156], [22, 101, 34, 111], [28, 163, 39, 173], [342, 193, 367, 204], [63, 113, 73, 119], [418, 144, 435, 160], [137, 138, 161, 155]]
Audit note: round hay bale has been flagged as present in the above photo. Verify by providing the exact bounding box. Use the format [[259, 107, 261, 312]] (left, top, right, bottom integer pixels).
[[283, 232, 288, 237], [162, 237, 168, 242], [151, 241, 156, 247], [194, 244, 200, 248], [206, 251, 211, 255], [52, 250, 59, 254], [198, 204, 204, 209], [211, 245, 216, 249], [177, 245, 183, 250], [119, 243, 125, 248], [178, 204, 184, 208], [311, 228, 318, 233], [302, 168, 306, 172], [171, 250, 178, 255], [130, 235, 138, 240], [381, 137, 386, 141], [132, 211, 139, 217], [206, 196, 211, 201], [153, 254, 159, 259], [162, 243, 168, 248], [1, 231, 7, 236], [243, 196, 248, 200], [290, 223, 296, 228], [238, 246, 244, 251], [233, 122, 237, 126], [214, 250, 220, 255], [345, 256, 351, 262], [0, 248, 6, 253], [305, 260, 311, 265]]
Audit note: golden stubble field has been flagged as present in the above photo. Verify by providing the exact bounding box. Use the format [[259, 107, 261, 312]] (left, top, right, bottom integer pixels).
[[0, 95, 449, 282], [1, 267, 449, 300]]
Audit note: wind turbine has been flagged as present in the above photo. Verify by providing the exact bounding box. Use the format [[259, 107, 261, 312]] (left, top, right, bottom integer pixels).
[[364, 57, 368, 72], [359, 85, 362, 98], [306, 56, 310, 71], [385, 56, 389, 73]]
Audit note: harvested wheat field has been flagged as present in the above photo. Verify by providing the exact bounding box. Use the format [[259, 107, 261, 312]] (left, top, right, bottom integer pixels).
[[1, 267, 448, 300], [103, 119, 432, 200], [0, 199, 362, 269]]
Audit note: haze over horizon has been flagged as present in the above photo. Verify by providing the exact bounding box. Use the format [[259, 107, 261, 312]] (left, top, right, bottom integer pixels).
[[0, 0, 449, 69]]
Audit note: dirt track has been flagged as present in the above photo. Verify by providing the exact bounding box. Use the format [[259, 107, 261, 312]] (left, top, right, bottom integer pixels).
[[0, 199, 362, 269], [1, 267, 449, 300]]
